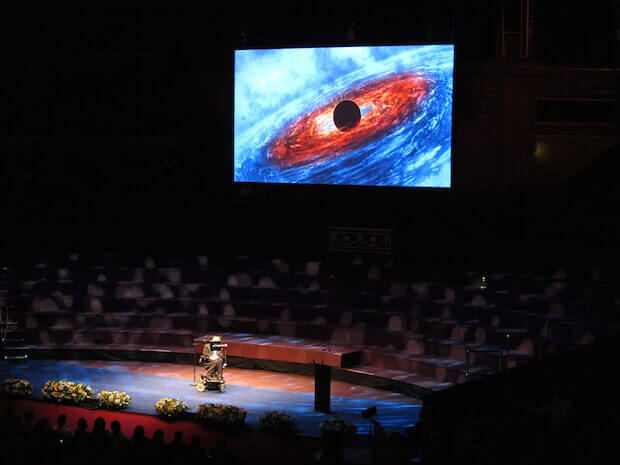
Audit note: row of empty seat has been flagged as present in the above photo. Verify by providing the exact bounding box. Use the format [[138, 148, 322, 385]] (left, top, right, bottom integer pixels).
[[4, 254, 619, 394]]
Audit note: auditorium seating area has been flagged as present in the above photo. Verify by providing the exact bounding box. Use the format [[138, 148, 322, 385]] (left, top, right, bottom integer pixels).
[[5, 254, 620, 396]]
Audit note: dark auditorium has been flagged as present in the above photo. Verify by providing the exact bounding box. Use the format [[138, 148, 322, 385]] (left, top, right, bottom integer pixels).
[[1, 2, 618, 464]]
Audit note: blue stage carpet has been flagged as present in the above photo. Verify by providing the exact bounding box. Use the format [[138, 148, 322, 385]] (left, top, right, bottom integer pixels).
[[0, 361, 420, 436]]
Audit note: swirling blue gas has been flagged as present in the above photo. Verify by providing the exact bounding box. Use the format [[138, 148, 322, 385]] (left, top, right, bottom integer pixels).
[[234, 45, 453, 188]]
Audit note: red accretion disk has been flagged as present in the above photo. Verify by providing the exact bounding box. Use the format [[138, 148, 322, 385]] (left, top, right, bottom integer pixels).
[[267, 72, 430, 167]]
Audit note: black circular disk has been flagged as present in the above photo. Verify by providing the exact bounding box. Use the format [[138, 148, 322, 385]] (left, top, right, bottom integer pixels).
[[333, 100, 361, 132]]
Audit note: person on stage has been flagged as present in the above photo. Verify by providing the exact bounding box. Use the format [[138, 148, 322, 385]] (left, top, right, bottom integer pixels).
[[198, 335, 226, 391]]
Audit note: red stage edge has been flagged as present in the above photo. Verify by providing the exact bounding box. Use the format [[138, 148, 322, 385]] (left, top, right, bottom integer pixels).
[[1, 398, 321, 462]]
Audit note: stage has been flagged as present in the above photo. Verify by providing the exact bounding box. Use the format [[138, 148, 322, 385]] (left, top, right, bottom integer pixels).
[[0, 360, 421, 437]]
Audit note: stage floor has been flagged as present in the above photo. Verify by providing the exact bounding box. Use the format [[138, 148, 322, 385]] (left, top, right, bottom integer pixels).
[[0, 360, 421, 436]]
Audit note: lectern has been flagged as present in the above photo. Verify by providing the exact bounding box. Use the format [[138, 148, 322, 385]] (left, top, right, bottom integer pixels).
[[314, 363, 331, 413]]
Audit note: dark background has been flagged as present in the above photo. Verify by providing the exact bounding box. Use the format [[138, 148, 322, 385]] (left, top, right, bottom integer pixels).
[[2, 1, 618, 266]]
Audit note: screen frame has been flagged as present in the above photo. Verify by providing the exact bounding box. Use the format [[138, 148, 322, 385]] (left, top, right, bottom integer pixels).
[[232, 41, 456, 192]]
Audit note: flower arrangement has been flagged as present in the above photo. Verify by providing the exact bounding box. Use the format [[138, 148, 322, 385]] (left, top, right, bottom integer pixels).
[[320, 417, 358, 437], [155, 397, 189, 417], [42, 380, 93, 404], [196, 403, 247, 427], [97, 390, 131, 409], [1, 379, 34, 397], [259, 411, 296, 432]]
